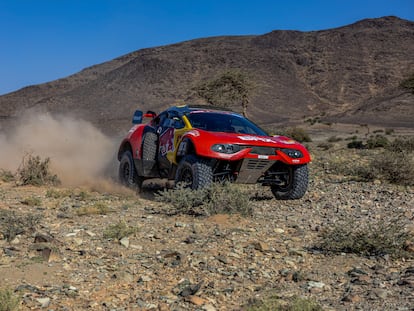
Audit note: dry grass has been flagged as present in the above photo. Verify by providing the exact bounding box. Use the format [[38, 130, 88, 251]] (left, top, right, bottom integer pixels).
[[0, 287, 20, 311], [0, 210, 40, 242], [244, 295, 322, 311], [156, 182, 252, 216], [318, 215, 413, 259]]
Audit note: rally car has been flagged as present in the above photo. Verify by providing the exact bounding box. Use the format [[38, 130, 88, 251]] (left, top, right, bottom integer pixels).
[[118, 105, 311, 199]]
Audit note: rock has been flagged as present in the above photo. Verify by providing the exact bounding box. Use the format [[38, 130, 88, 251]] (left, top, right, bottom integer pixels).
[[138, 275, 152, 283], [307, 281, 325, 289], [342, 293, 362, 303], [120, 237, 129, 248], [187, 295, 208, 306], [202, 304, 217, 311], [179, 281, 203, 297], [274, 228, 285, 234], [36, 297, 51, 308], [372, 289, 389, 299], [252, 241, 270, 252], [34, 233, 54, 243]]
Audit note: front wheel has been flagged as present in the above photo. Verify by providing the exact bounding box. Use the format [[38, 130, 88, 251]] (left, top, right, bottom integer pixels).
[[175, 155, 213, 189], [119, 150, 143, 191], [271, 164, 308, 200]]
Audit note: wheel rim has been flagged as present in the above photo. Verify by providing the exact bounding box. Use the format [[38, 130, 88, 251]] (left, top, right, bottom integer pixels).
[[179, 166, 194, 188], [277, 166, 293, 192], [121, 162, 131, 184]]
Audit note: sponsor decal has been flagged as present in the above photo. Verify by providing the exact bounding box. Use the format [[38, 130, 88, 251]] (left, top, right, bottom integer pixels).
[[237, 135, 276, 143], [159, 128, 175, 156]]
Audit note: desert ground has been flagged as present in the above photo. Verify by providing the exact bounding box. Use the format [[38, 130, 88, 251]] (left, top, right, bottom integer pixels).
[[0, 123, 413, 311]]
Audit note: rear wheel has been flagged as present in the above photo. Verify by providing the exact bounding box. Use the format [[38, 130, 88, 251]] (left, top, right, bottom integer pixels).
[[119, 150, 143, 191], [271, 164, 308, 200], [175, 155, 213, 189]]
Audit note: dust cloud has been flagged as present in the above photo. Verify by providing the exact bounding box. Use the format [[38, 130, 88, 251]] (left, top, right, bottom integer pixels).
[[0, 113, 123, 189]]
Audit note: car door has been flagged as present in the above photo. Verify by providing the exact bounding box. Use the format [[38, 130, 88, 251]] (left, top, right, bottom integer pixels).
[[157, 112, 185, 174]]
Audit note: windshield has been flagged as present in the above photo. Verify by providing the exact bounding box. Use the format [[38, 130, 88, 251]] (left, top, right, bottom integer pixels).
[[187, 112, 268, 136]]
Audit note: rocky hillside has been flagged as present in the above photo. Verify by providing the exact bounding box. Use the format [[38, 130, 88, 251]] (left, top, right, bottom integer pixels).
[[0, 16, 413, 135]]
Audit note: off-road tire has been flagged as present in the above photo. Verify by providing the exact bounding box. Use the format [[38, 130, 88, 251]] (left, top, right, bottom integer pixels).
[[175, 155, 213, 190], [142, 132, 157, 161], [119, 150, 143, 190], [271, 164, 308, 200]]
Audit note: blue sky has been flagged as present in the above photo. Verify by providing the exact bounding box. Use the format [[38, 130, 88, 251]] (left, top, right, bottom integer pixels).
[[1, 0, 413, 95]]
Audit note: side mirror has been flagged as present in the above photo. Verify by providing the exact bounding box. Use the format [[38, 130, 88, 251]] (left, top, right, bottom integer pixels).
[[132, 110, 143, 124]]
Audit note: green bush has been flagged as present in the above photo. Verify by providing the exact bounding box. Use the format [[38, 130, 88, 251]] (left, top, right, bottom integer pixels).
[[366, 134, 389, 149], [0, 287, 20, 311], [156, 182, 252, 216], [318, 215, 412, 258], [17, 154, 60, 186], [103, 221, 139, 240]]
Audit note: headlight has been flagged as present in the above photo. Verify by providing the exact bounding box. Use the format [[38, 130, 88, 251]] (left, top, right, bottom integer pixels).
[[280, 148, 303, 158], [212, 144, 241, 154]]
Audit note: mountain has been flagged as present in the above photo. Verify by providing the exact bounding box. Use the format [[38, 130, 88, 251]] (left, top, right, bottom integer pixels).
[[0, 16, 413, 135]]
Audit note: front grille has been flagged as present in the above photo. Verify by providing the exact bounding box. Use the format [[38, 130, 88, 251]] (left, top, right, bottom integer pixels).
[[243, 146, 276, 155]]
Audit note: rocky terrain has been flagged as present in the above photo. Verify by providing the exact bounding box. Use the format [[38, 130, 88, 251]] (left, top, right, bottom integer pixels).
[[1, 134, 413, 311], [0, 16, 413, 135]]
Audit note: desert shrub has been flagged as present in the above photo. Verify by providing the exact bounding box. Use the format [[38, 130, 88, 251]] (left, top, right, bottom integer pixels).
[[103, 221, 139, 240], [273, 127, 312, 143], [156, 182, 252, 216], [385, 128, 394, 135], [327, 136, 342, 143], [0, 287, 20, 311], [327, 147, 414, 186], [400, 72, 414, 93], [386, 136, 414, 152], [76, 202, 110, 216], [17, 154, 60, 186], [347, 140, 365, 149], [0, 170, 15, 182], [345, 135, 358, 141], [366, 134, 389, 149], [0, 210, 40, 242], [370, 150, 414, 186], [317, 142, 332, 150], [318, 215, 412, 258], [21, 196, 42, 206], [46, 188, 72, 199], [244, 295, 322, 311]]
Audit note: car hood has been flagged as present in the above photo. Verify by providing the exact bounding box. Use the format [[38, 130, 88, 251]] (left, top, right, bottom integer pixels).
[[187, 129, 303, 148]]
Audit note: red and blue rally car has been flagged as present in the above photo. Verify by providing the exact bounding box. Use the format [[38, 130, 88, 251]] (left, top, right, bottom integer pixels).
[[118, 105, 311, 199]]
